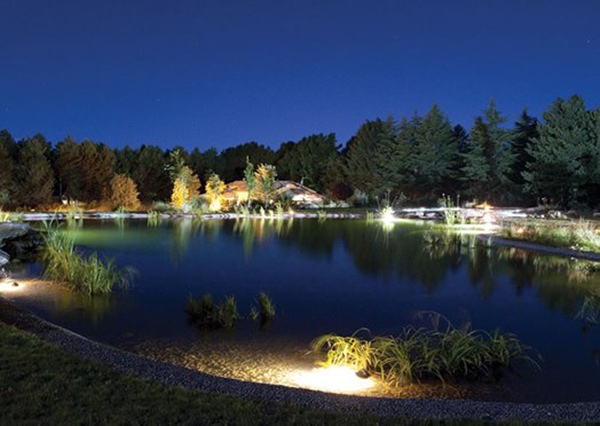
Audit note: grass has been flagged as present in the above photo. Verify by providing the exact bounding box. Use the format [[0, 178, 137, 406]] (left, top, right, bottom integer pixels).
[[41, 225, 133, 295], [251, 291, 276, 325], [501, 219, 600, 252], [1, 321, 430, 426], [186, 293, 241, 329], [312, 314, 540, 388]]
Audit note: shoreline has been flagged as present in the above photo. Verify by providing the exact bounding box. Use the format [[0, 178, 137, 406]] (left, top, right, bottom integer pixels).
[[1, 296, 599, 422]]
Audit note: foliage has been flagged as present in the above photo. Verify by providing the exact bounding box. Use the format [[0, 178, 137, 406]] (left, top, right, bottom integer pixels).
[[243, 157, 255, 207], [277, 133, 340, 193], [170, 165, 201, 211], [501, 219, 600, 252], [523, 95, 599, 208], [250, 292, 276, 324], [186, 293, 240, 329], [460, 100, 515, 204], [109, 174, 141, 211], [15, 134, 55, 207], [41, 224, 132, 295], [205, 173, 226, 212], [312, 313, 539, 387], [254, 163, 277, 206]]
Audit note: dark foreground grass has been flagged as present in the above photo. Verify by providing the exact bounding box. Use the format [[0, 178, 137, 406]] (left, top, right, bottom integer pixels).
[[0, 321, 479, 426]]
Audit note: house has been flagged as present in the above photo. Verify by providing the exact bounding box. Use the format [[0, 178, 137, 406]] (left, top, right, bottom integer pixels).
[[221, 180, 325, 207]]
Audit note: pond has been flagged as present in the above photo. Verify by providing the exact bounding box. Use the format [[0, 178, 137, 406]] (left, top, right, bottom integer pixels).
[[4, 217, 600, 403]]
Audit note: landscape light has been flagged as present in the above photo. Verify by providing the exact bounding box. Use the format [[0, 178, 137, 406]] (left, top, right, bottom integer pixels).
[[287, 365, 375, 394]]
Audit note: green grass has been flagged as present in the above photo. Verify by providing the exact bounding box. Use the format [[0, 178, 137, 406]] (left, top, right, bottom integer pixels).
[[312, 314, 540, 388]]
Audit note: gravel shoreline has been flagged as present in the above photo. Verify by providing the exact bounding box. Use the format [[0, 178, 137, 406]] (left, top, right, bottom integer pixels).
[[1, 296, 600, 422]]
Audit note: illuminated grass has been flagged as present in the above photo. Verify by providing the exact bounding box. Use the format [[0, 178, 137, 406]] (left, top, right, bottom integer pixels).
[[312, 314, 540, 387], [501, 219, 600, 252], [41, 225, 132, 295]]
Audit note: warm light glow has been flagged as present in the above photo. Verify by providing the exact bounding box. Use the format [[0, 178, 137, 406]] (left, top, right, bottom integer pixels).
[[0, 279, 26, 293], [209, 199, 222, 212], [287, 366, 375, 394]]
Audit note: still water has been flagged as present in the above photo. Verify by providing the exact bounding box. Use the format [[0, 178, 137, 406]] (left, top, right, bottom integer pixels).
[[6, 218, 600, 402]]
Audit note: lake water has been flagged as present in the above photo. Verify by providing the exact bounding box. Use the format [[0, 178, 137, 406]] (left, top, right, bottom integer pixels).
[[5, 218, 600, 402]]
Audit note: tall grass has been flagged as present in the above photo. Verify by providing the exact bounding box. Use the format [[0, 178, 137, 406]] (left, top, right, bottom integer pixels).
[[502, 219, 600, 252], [250, 292, 276, 324], [312, 314, 539, 388], [41, 226, 132, 295]]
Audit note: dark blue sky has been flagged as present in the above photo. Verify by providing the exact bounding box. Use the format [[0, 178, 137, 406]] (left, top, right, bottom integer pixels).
[[1, 0, 599, 152]]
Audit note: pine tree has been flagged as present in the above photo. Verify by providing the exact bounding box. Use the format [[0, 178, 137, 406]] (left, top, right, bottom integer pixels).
[[110, 174, 141, 210], [523, 95, 595, 207], [16, 135, 55, 207], [0, 130, 17, 207], [460, 100, 515, 204], [411, 105, 458, 198]]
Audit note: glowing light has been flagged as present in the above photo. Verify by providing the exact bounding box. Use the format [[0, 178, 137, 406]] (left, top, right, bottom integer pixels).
[[0, 280, 26, 293], [209, 199, 222, 212], [287, 366, 376, 394]]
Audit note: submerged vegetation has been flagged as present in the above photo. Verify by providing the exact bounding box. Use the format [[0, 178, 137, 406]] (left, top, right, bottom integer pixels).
[[312, 313, 539, 388], [41, 225, 132, 295]]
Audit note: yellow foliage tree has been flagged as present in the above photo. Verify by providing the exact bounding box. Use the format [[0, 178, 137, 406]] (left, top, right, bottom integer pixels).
[[205, 173, 225, 212], [170, 165, 200, 211], [109, 174, 141, 210]]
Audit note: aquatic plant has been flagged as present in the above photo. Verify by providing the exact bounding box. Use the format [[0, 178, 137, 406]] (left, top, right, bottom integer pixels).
[[250, 292, 276, 324], [312, 314, 539, 388], [41, 225, 132, 295], [186, 293, 240, 329]]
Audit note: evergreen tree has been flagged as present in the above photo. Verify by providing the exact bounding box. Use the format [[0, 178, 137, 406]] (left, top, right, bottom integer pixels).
[[113, 146, 137, 177], [277, 133, 339, 193], [0, 130, 17, 207], [410, 105, 458, 198], [523, 95, 595, 207], [344, 118, 396, 201], [16, 134, 55, 207], [511, 110, 539, 186], [460, 100, 515, 204], [133, 145, 170, 202], [55, 136, 83, 200]]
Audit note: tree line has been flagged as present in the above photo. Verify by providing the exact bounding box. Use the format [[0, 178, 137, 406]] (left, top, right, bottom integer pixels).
[[0, 94, 598, 210]]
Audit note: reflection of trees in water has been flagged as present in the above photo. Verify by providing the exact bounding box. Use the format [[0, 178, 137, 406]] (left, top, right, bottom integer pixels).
[[231, 217, 295, 258], [168, 218, 600, 318]]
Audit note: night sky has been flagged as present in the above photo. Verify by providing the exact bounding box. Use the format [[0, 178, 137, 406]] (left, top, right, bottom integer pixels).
[[1, 0, 599, 152]]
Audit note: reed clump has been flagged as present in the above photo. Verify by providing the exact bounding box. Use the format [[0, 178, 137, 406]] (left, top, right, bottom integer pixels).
[[41, 226, 132, 296], [312, 314, 539, 388], [186, 293, 240, 329], [250, 292, 276, 324]]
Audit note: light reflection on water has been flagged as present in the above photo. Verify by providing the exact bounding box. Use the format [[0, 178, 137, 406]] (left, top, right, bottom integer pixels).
[[4, 218, 600, 402]]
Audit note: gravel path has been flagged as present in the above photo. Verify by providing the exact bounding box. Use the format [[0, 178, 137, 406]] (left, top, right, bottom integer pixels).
[[1, 296, 600, 423]]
